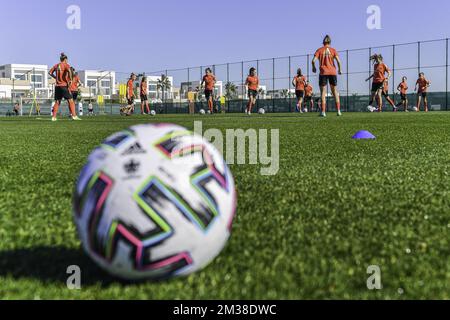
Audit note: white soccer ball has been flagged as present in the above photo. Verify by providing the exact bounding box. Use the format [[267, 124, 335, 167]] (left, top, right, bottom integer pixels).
[[207, 110, 211, 114], [150, 110, 156, 116], [412, 107, 418, 112], [367, 106, 375, 113], [302, 108, 308, 113], [199, 109, 206, 115], [73, 124, 237, 280], [258, 108, 265, 115]]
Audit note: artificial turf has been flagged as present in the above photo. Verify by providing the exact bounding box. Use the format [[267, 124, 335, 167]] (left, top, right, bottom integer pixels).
[[0, 112, 449, 299]]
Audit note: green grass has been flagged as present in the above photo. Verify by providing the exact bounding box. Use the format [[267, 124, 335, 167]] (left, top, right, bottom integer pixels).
[[0, 112, 449, 300]]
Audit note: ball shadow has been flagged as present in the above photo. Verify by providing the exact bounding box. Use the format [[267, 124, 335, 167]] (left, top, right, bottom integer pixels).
[[0, 246, 135, 287]]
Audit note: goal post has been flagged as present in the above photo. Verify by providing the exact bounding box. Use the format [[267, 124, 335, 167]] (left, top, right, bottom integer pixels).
[[20, 96, 53, 116]]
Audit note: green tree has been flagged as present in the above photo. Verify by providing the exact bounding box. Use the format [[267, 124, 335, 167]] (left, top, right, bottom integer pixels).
[[225, 82, 237, 100], [157, 74, 171, 102]]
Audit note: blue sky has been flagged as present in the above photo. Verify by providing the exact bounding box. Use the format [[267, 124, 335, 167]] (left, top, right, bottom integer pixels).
[[0, 0, 449, 91]]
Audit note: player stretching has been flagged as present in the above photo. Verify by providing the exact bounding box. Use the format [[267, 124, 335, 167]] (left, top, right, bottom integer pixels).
[[292, 68, 307, 113], [366, 54, 392, 112], [49, 53, 80, 121], [304, 81, 314, 112], [69, 67, 82, 103], [312, 35, 343, 117], [415, 72, 431, 112], [245, 68, 259, 115], [127, 73, 136, 114], [201, 68, 216, 114], [140, 76, 150, 115], [396, 76, 409, 112]]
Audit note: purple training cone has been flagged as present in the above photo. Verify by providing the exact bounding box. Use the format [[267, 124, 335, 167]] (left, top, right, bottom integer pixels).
[[352, 130, 376, 139]]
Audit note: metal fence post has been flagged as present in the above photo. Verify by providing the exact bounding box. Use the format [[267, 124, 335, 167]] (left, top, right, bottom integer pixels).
[[392, 45, 395, 100], [187, 67, 190, 100], [307, 54, 310, 81], [226, 63, 230, 111], [241, 61, 244, 112], [346, 50, 349, 111], [368, 47, 372, 97], [272, 58, 275, 111], [288, 57, 291, 88], [418, 41, 421, 74], [256, 60, 259, 110], [165, 70, 168, 103], [446, 38, 448, 110], [288, 56, 292, 112]]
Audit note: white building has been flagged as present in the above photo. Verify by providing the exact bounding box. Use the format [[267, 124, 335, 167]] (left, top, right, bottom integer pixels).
[[0, 78, 31, 100], [0, 64, 50, 98], [136, 75, 174, 102], [77, 70, 116, 99]]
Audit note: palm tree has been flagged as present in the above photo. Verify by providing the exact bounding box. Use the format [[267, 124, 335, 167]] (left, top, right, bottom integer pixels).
[[157, 74, 171, 102], [225, 82, 237, 100]]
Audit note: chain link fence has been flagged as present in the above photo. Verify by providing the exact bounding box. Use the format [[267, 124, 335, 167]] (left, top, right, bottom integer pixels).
[[1, 38, 448, 115]]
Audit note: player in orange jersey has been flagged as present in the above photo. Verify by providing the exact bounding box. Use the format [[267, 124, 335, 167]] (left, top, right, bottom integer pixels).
[[69, 67, 82, 103], [140, 76, 150, 115], [48, 53, 80, 121], [127, 73, 137, 114], [366, 54, 392, 112], [312, 35, 343, 117], [245, 68, 259, 115], [415, 72, 431, 112], [201, 68, 216, 114], [304, 81, 314, 112], [292, 68, 307, 113], [396, 76, 409, 112]]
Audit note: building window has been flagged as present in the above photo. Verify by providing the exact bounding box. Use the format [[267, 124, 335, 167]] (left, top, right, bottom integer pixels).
[[31, 74, 43, 82], [101, 80, 110, 88]]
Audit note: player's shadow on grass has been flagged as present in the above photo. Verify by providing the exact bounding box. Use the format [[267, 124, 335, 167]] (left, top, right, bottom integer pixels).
[[0, 246, 137, 287]]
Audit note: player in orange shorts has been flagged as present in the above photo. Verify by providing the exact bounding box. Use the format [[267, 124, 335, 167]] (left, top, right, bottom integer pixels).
[[304, 81, 314, 112], [366, 54, 392, 112], [245, 68, 259, 115], [140, 76, 150, 115], [292, 68, 307, 113], [48, 53, 80, 121], [396, 77, 409, 112], [312, 35, 343, 117], [415, 72, 431, 112], [127, 73, 137, 114], [201, 68, 216, 114], [69, 67, 82, 103]]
